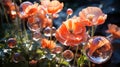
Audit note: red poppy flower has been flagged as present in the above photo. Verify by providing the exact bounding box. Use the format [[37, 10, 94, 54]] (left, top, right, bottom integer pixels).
[[41, 38, 56, 50], [55, 17, 87, 46], [79, 7, 107, 26], [106, 24, 120, 38]]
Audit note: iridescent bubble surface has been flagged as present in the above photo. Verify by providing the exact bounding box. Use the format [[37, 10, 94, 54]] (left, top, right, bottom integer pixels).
[[32, 32, 41, 41], [84, 36, 112, 64], [62, 50, 74, 62], [43, 27, 56, 37]]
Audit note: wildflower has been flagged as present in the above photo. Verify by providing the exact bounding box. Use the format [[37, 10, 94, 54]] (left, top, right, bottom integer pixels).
[[41, 38, 56, 50], [79, 7, 107, 26], [27, 16, 41, 32], [106, 24, 120, 38], [55, 17, 87, 46], [62, 50, 74, 62], [84, 36, 112, 64], [42, 0, 64, 14], [2, 0, 12, 7], [2, 0, 18, 19], [85, 36, 112, 56], [7, 38, 16, 48], [19, 1, 38, 18]]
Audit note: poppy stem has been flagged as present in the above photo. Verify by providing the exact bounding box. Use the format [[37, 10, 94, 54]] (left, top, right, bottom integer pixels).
[[66, 15, 70, 20], [74, 45, 79, 66], [91, 26, 95, 37], [0, 2, 10, 28]]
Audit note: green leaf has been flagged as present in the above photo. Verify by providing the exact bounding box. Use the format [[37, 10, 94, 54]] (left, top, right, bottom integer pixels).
[[60, 59, 69, 66]]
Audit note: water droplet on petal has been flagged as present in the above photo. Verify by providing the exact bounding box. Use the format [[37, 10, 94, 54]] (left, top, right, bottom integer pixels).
[[62, 50, 74, 62], [84, 36, 112, 64]]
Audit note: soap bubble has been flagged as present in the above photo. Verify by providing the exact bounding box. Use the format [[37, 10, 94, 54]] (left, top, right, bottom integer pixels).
[[43, 26, 56, 37], [62, 50, 74, 62], [84, 36, 112, 64], [32, 32, 41, 41], [7, 38, 16, 48]]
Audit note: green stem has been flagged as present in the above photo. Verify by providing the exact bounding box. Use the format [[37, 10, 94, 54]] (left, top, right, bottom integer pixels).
[[1, 2, 10, 27], [66, 15, 70, 20], [91, 26, 94, 37], [74, 45, 79, 66]]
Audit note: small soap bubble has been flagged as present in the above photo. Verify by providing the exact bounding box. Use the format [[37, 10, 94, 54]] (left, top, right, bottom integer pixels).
[[62, 50, 74, 62]]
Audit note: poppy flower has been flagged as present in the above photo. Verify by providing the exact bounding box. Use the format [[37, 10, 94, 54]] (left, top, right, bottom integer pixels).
[[2, 0, 18, 19], [27, 16, 41, 32], [41, 38, 56, 50], [42, 0, 64, 14], [19, 1, 38, 18], [79, 7, 107, 26], [2, 0, 12, 7], [84, 36, 112, 64], [106, 24, 120, 38], [55, 17, 87, 46]]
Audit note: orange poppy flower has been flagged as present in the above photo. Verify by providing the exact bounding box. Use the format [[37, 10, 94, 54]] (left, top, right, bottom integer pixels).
[[19, 1, 38, 18], [27, 16, 41, 32], [2, 0, 12, 7], [42, 0, 64, 14], [79, 7, 107, 26], [55, 17, 87, 46], [106, 24, 120, 38], [41, 38, 56, 50], [7, 3, 18, 19], [85, 36, 112, 56], [84, 36, 112, 64]]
